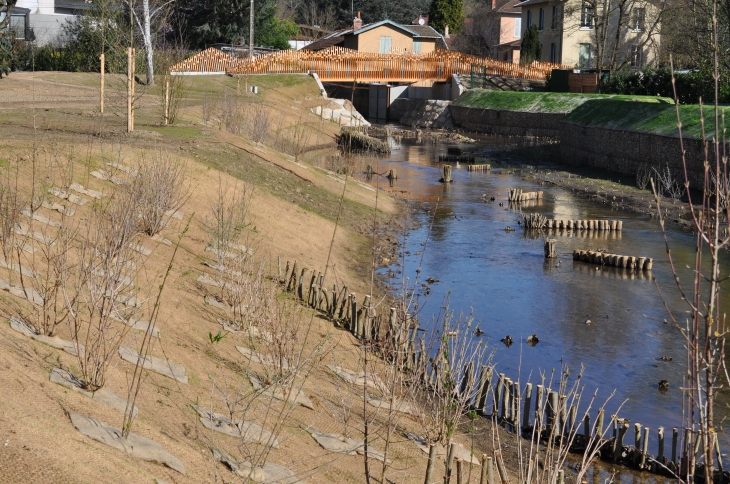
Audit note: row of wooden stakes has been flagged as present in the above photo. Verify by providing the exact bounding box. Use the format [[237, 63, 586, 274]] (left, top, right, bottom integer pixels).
[[573, 249, 653, 270], [468, 164, 492, 172], [545, 219, 623, 231], [508, 189, 543, 202], [458, 366, 721, 480]]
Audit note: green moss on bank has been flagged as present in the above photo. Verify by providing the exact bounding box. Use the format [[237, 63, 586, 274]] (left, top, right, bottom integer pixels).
[[454, 89, 724, 139]]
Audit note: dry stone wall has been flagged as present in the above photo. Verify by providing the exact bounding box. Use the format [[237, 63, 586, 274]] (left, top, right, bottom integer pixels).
[[449, 105, 565, 138]]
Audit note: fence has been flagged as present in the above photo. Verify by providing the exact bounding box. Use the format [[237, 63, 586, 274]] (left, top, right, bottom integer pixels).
[[171, 46, 569, 82]]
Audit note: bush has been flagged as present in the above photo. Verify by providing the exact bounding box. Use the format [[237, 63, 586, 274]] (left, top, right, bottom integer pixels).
[[601, 65, 730, 104]]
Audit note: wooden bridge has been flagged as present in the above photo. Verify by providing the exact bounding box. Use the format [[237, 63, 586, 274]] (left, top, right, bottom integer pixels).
[[172, 46, 569, 82]]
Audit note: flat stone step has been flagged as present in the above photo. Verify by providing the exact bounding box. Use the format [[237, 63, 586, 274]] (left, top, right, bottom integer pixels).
[[50, 368, 138, 416]]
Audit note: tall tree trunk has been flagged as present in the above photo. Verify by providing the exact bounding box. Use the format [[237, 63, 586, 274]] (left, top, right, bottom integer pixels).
[[142, 0, 154, 85]]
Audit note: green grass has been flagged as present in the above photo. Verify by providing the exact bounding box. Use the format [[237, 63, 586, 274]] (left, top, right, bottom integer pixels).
[[454, 89, 726, 139]]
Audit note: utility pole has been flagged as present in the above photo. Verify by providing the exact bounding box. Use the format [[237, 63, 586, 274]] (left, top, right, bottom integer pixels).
[[249, 0, 254, 59]]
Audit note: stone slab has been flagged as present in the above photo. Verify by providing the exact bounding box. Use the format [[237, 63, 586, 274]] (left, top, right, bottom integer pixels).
[[21, 208, 61, 228], [69, 182, 104, 200], [366, 395, 419, 417], [213, 448, 301, 483], [41, 200, 75, 217], [306, 429, 390, 463], [118, 345, 187, 384], [327, 365, 387, 393], [248, 374, 314, 410], [0, 279, 44, 306], [8, 316, 83, 355], [50, 368, 138, 417], [192, 405, 279, 448], [68, 412, 185, 474], [48, 187, 87, 206]]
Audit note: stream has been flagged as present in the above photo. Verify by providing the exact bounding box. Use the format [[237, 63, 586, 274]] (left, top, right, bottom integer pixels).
[[352, 133, 730, 475]]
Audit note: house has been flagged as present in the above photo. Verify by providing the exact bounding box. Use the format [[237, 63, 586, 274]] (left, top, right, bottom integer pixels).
[[1, 0, 88, 45], [515, 0, 661, 68], [488, 0, 523, 63], [304, 13, 447, 54]]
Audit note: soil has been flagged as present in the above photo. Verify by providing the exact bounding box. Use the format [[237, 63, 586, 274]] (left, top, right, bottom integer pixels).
[[0, 71, 519, 484]]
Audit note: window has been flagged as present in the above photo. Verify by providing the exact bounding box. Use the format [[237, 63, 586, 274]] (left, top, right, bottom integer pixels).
[[527, 10, 532, 27], [550, 43, 557, 63], [631, 8, 646, 31], [379, 36, 392, 53], [539, 8, 544, 30], [514, 17, 522, 37], [580, 4, 594, 28], [630, 45, 642, 68], [413, 41, 422, 53], [551, 5, 558, 29], [9, 13, 28, 40], [579, 43, 592, 67]]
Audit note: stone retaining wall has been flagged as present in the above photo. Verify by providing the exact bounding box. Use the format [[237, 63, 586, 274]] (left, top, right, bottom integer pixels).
[[558, 122, 708, 188], [448, 103, 709, 186], [390, 99, 454, 129], [449, 105, 565, 138]]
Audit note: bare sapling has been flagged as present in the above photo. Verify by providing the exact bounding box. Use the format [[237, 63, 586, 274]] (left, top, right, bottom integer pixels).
[[653, 164, 685, 203], [132, 153, 189, 236], [649, 49, 728, 484], [122, 218, 190, 438], [65, 187, 144, 391], [636, 163, 653, 190], [0, 162, 21, 267]]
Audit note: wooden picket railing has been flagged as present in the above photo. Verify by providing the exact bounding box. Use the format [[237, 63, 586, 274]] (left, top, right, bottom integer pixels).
[[174, 46, 570, 82], [170, 47, 238, 74]]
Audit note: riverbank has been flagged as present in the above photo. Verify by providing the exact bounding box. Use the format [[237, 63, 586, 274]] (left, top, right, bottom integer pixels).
[[450, 90, 722, 189]]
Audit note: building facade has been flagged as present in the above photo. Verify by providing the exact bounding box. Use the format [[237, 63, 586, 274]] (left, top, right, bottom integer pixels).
[[515, 0, 661, 68]]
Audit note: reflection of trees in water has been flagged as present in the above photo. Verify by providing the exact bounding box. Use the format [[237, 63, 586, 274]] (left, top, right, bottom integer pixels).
[[428, 205, 456, 243]]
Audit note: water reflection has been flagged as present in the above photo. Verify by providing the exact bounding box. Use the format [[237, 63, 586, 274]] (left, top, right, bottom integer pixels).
[[358, 135, 729, 457]]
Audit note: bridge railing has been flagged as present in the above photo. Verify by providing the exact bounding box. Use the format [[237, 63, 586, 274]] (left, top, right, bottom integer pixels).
[[174, 46, 570, 81]]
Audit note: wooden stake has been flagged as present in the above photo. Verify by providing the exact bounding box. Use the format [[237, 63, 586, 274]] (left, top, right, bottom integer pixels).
[[100, 53, 105, 113], [455, 459, 463, 484], [424, 443, 437, 484], [446, 442, 457, 482], [127, 47, 133, 132], [164, 76, 170, 125]]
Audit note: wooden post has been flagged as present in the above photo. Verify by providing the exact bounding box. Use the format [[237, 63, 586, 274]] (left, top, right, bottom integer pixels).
[[634, 423, 642, 465], [460, 361, 474, 399], [641, 426, 650, 468], [455, 459, 463, 484], [503, 377, 512, 422], [547, 391, 558, 429], [614, 420, 628, 462], [672, 427, 678, 465], [495, 452, 509, 484], [568, 404, 577, 437], [535, 384, 545, 432], [351, 294, 357, 333], [495, 373, 505, 418], [544, 238, 557, 258], [487, 456, 494, 484], [583, 413, 590, 440], [100, 53, 105, 113], [164, 76, 170, 125], [558, 469, 564, 484], [514, 380, 521, 433], [475, 365, 491, 414], [424, 443, 437, 484], [131, 48, 136, 129], [127, 47, 133, 132], [522, 382, 532, 430], [442, 165, 453, 183], [658, 427, 665, 462]]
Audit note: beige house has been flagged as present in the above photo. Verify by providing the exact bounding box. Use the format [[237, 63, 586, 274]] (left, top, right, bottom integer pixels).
[[304, 14, 446, 54], [515, 0, 662, 68]]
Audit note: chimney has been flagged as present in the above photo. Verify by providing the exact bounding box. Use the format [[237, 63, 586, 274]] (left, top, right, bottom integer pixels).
[[444, 25, 450, 37], [353, 11, 362, 30], [492, 0, 497, 8]]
